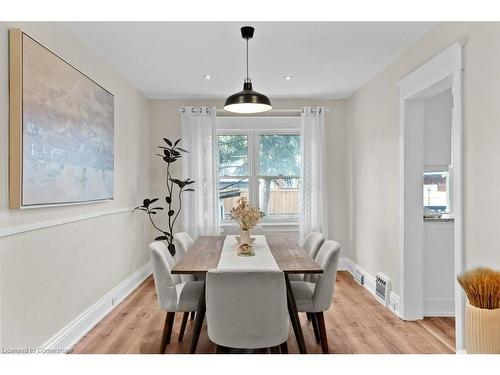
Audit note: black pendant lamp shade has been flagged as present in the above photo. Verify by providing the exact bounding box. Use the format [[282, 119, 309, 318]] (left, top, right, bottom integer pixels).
[[224, 26, 272, 113]]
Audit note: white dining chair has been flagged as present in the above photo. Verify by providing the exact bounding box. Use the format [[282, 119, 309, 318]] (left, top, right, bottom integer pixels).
[[174, 232, 201, 302], [303, 232, 326, 259], [149, 241, 204, 353], [206, 269, 289, 353], [173, 232, 194, 258], [289, 232, 325, 282], [290, 240, 340, 353]]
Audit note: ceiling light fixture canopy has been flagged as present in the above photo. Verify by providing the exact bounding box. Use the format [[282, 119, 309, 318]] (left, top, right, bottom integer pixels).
[[224, 26, 272, 114]]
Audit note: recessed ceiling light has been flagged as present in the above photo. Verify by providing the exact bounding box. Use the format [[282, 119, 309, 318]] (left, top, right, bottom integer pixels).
[[284, 75, 293, 80], [204, 75, 212, 80]]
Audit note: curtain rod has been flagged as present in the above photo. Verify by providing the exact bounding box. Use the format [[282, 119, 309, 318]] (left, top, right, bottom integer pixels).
[[177, 108, 330, 116]]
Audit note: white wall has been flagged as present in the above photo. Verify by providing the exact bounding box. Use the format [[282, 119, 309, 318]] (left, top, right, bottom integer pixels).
[[346, 22, 500, 294], [0, 22, 151, 347], [424, 221, 455, 316], [148, 99, 350, 257], [424, 89, 452, 167]]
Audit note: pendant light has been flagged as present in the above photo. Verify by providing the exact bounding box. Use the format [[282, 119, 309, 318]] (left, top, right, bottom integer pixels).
[[224, 26, 272, 113]]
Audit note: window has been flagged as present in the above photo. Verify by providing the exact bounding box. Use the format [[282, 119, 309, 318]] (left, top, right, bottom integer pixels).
[[423, 171, 449, 214], [218, 135, 249, 220], [218, 132, 301, 222]]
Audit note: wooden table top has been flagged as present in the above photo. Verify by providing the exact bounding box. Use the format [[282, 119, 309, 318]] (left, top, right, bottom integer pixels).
[[171, 234, 323, 275]]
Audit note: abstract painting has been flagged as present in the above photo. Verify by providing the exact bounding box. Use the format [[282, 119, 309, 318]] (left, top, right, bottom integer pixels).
[[9, 30, 114, 207]]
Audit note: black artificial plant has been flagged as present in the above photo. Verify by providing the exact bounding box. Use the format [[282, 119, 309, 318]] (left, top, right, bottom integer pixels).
[[135, 138, 194, 256]]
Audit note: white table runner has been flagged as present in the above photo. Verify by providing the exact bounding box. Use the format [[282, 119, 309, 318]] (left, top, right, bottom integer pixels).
[[217, 235, 280, 270]]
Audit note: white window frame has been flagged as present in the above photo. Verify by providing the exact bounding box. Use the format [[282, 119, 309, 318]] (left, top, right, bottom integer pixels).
[[423, 169, 450, 214], [216, 116, 300, 230]]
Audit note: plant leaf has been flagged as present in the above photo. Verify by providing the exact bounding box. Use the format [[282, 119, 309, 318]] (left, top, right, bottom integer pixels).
[[168, 243, 176, 256], [168, 210, 175, 216], [174, 139, 181, 146], [177, 147, 189, 153], [165, 196, 172, 204], [163, 156, 176, 163], [163, 138, 172, 146], [155, 236, 168, 241]]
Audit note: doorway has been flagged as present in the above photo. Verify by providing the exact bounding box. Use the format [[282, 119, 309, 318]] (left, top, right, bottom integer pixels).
[[398, 42, 464, 351]]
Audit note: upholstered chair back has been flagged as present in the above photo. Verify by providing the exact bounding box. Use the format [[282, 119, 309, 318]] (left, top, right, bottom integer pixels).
[[206, 269, 288, 349], [173, 232, 194, 258], [302, 232, 325, 259], [312, 241, 340, 312], [149, 241, 180, 311]]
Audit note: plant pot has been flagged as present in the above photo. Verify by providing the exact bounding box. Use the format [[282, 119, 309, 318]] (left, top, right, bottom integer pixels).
[[465, 302, 500, 353]]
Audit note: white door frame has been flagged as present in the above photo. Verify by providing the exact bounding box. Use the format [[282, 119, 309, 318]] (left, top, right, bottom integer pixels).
[[398, 42, 465, 350]]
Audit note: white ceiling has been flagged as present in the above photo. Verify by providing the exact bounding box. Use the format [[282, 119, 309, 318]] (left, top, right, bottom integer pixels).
[[63, 22, 436, 99]]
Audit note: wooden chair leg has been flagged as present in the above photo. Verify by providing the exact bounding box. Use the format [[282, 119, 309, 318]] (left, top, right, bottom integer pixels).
[[270, 346, 280, 354], [160, 312, 175, 353], [190, 311, 195, 320], [315, 312, 329, 354], [280, 341, 288, 354], [178, 312, 189, 342], [311, 313, 321, 343]]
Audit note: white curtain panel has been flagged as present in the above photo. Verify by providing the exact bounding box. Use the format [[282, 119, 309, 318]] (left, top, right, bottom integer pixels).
[[299, 106, 329, 244], [181, 107, 220, 239]]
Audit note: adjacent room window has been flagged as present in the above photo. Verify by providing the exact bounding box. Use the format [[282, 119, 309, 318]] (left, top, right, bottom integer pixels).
[[423, 171, 449, 214], [218, 132, 301, 222]]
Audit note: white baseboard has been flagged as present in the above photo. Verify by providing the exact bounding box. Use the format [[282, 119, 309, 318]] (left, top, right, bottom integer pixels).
[[424, 298, 455, 317], [339, 257, 401, 318], [40, 262, 152, 353]]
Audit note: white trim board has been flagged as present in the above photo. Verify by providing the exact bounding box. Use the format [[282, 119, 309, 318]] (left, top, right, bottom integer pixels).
[[0, 207, 134, 238], [339, 257, 401, 318], [40, 262, 152, 353], [424, 298, 455, 317], [398, 41, 464, 350]]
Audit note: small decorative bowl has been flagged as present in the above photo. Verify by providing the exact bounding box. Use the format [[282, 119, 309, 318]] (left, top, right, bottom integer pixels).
[[237, 243, 255, 257]]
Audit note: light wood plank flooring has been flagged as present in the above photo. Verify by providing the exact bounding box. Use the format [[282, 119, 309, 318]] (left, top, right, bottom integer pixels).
[[71, 272, 455, 354]]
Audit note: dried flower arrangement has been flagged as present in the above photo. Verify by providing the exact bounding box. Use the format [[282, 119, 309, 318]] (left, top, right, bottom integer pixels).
[[230, 196, 264, 231], [457, 267, 500, 309]]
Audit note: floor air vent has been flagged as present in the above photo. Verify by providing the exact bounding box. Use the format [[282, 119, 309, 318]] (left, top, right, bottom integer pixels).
[[376, 273, 391, 306], [352, 269, 364, 286]]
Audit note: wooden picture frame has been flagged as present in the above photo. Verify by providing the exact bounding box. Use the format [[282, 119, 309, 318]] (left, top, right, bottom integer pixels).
[[8, 29, 115, 209], [9, 29, 22, 209]]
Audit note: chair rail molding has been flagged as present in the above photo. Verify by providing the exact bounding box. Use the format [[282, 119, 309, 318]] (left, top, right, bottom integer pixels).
[[0, 206, 135, 238]]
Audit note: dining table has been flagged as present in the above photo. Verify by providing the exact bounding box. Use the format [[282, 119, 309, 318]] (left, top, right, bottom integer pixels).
[[171, 233, 323, 354]]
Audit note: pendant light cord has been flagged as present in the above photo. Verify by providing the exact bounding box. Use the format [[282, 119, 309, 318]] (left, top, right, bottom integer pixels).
[[246, 38, 249, 80]]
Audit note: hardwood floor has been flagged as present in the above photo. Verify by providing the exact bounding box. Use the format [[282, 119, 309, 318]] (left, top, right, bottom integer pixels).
[[71, 272, 455, 354], [417, 317, 456, 352]]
